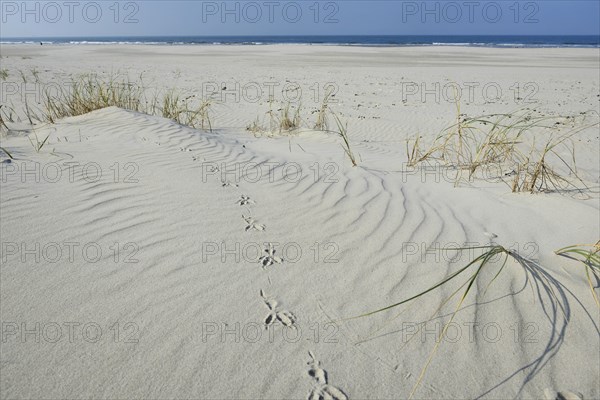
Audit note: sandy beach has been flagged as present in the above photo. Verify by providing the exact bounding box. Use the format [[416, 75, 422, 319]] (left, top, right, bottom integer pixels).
[[0, 44, 599, 399]]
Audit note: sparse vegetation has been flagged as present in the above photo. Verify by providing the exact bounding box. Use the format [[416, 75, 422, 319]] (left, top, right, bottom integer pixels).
[[189, 98, 214, 132], [160, 89, 184, 122], [0, 69, 8, 81], [18, 70, 27, 83], [248, 100, 303, 136], [314, 87, 334, 131], [246, 116, 264, 136], [406, 105, 599, 194], [263, 101, 302, 133], [31, 68, 40, 83], [278, 102, 301, 132], [331, 112, 357, 167], [43, 74, 145, 123], [42, 74, 216, 131], [160, 91, 215, 132], [246, 103, 357, 165]]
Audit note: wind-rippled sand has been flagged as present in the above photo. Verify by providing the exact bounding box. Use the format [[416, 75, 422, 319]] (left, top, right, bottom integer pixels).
[[1, 45, 598, 399]]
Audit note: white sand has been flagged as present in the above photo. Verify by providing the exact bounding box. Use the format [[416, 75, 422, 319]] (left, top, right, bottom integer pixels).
[[0, 45, 599, 399]]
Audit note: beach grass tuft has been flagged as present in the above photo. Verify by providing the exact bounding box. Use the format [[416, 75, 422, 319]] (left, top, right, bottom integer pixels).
[[345, 242, 588, 398], [277, 101, 302, 133], [43, 74, 145, 123], [406, 104, 598, 194], [555, 241, 600, 307], [31, 68, 40, 83], [314, 87, 334, 131], [41, 74, 216, 131], [159, 91, 215, 131], [248, 100, 303, 136], [246, 116, 264, 136], [331, 112, 358, 167], [346, 245, 518, 398]]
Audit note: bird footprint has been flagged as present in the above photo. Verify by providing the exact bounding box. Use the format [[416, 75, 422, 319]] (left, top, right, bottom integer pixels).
[[243, 215, 266, 231], [307, 351, 327, 385], [306, 352, 347, 400], [222, 180, 239, 188], [237, 195, 255, 206], [261, 290, 296, 328], [308, 385, 348, 400], [258, 243, 283, 268]]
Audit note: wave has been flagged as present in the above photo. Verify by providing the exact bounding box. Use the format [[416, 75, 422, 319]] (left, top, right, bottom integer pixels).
[[2, 37, 599, 48]]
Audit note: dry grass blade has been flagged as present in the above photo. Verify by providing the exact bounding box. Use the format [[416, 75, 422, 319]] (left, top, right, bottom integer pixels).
[[0, 105, 15, 124], [278, 102, 301, 133], [331, 111, 357, 167], [0, 146, 14, 159], [246, 116, 263, 135], [0, 106, 9, 133], [28, 131, 52, 153], [555, 241, 600, 307], [161, 89, 182, 122], [346, 245, 509, 320], [314, 87, 334, 130], [509, 124, 595, 195], [406, 135, 439, 167], [190, 99, 214, 132]]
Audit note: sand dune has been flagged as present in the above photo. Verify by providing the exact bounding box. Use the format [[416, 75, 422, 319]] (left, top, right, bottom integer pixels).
[[1, 46, 599, 399]]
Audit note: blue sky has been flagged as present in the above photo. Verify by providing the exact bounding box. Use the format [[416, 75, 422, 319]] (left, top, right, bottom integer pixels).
[[1, 1, 599, 37]]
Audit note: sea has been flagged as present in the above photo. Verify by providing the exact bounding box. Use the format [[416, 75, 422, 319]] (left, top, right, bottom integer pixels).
[[1, 35, 598, 48]]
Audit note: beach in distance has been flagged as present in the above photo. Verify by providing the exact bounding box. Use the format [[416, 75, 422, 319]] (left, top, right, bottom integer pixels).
[[0, 44, 599, 399]]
